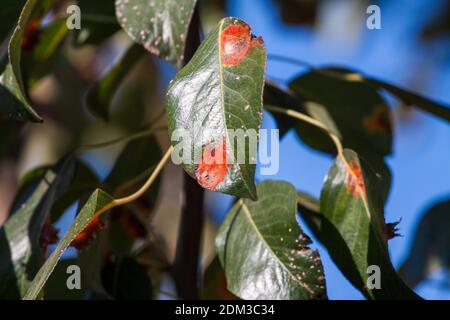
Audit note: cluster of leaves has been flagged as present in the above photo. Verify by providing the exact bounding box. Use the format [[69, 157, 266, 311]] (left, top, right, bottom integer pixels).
[[0, 0, 449, 300]]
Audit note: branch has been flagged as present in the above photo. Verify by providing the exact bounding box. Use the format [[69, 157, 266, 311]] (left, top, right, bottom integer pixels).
[[172, 4, 204, 300]]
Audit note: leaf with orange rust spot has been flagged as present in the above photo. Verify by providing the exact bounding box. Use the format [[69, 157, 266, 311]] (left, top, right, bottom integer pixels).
[[195, 138, 231, 191], [319, 149, 420, 299], [0, 156, 76, 299], [166, 17, 266, 200], [345, 160, 366, 198], [24, 189, 115, 300], [70, 215, 106, 250]]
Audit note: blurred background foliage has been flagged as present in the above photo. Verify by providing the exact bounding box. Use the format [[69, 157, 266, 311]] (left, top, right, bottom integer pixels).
[[0, 0, 449, 299]]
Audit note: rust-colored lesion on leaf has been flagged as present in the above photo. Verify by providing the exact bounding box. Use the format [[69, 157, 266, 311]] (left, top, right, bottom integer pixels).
[[195, 137, 231, 191], [70, 215, 105, 250], [345, 160, 366, 198], [220, 23, 263, 67], [363, 104, 391, 134]]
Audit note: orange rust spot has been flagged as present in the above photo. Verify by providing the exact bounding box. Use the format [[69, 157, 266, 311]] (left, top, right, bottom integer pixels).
[[70, 215, 105, 250], [220, 24, 251, 66], [363, 104, 391, 134], [196, 138, 231, 191], [345, 161, 366, 198]]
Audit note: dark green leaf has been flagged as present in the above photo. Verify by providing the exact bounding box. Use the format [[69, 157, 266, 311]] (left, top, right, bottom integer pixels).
[[115, 0, 198, 67], [21, 18, 68, 88], [0, 156, 75, 299], [0, 0, 26, 44], [319, 149, 420, 299], [85, 43, 146, 120], [101, 256, 153, 299], [44, 258, 87, 300], [166, 17, 266, 200], [289, 69, 393, 156], [368, 78, 450, 122], [314, 67, 450, 123], [216, 180, 326, 300], [104, 134, 162, 198], [75, 0, 120, 46], [24, 189, 115, 300], [78, 231, 110, 298], [0, 0, 47, 122], [51, 160, 100, 222], [399, 198, 450, 288]]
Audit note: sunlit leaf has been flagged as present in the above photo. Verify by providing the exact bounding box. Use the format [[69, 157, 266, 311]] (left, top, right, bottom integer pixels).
[[115, 0, 198, 67], [24, 189, 115, 300], [166, 17, 266, 199], [399, 198, 450, 288], [319, 149, 420, 299], [216, 180, 327, 300], [0, 157, 75, 299]]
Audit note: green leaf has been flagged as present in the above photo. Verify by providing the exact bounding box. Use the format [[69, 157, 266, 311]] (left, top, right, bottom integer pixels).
[[24, 189, 115, 300], [166, 17, 266, 200], [104, 134, 162, 197], [216, 180, 327, 300], [85, 43, 146, 120], [115, 0, 198, 67], [75, 0, 120, 46], [78, 231, 110, 298], [50, 160, 100, 222], [0, 156, 75, 299], [319, 149, 420, 299], [0, 0, 44, 122], [289, 69, 393, 156], [317, 67, 450, 123], [399, 198, 450, 288], [21, 18, 68, 88]]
